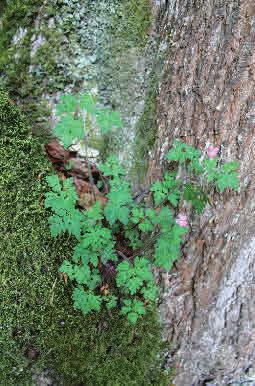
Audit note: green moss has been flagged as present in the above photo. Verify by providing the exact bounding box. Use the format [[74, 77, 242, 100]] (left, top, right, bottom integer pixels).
[[111, 0, 152, 51], [132, 68, 159, 184], [0, 90, 168, 385], [0, 0, 40, 46], [0, 1, 65, 136]]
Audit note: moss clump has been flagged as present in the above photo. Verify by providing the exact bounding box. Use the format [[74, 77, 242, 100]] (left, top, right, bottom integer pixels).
[[132, 68, 159, 184], [0, 90, 168, 385], [0, 0, 41, 80], [111, 0, 152, 51]]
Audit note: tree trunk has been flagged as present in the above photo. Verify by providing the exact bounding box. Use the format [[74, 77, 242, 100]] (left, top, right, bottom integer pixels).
[[151, 1, 255, 384]]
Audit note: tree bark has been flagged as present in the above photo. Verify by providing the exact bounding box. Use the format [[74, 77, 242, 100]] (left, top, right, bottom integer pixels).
[[151, 1, 255, 384]]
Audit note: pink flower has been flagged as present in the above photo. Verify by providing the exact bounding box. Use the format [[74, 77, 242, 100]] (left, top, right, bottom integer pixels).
[[207, 145, 219, 159], [175, 213, 188, 227]]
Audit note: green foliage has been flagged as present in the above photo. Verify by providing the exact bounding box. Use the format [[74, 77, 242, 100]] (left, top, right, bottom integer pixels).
[[72, 287, 103, 314], [96, 108, 122, 134], [155, 226, 188, 270], [45, 93, 240, 326], [206, 159, 239, 193], [104, 182, 133, 225], [99, 154, 126, 178], [203, 159, 240, 192], [54, 115, 84, 148], [53, 92, 123, 150], [120, 299, 146, 324], [183, 184, 208, 214], [166, 139, 202, 164], [45, 176, 83, 239], [0, 90, 168, 385], [150, 172, 180, 206], [116, 257, 156, 296]]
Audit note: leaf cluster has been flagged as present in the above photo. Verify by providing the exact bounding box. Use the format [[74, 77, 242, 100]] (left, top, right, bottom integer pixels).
[[45, 95, 240, 324], [54, 93, 123, 149]]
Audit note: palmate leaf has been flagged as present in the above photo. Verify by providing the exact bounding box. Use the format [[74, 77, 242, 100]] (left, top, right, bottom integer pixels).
[[53, 114, 84, 149], [116, 257, 154, 295], [48, 214, 66, 237], [56, 94, 78, 115], [141, 284, 159, 302], [104, 184, 133, 225], [81, 252, 99, 268], [104, 295, 118, 310], [75, 226, 113, 253], [73, 225, 116, 265], [138, 219, 154, 233], [203, 158, 218, 182], [167, 190, 180, 207], [216, 161, 239, 192], [187, 158, 204, 174], [156, 207, 174, 231], [221, 161, 240, 173], [166, 140, 201, 164], [59, 260, 101, 289], [85, 201, 104, 225], [155, 225, 188, 270], [124, 228, 143, 249], [150, 180, 167, 206], [96, 109, 122, 134], [72, 287, 102, 315], [216, 172, 239, 192], [104, 203, 130, 226], [155, 234, 179, 270], [203, 159, 239, 192], [100, 245, 118, 264], [98, 155, 126, 178], [184, 184, 208, 214], [59, 260, 75, 279], [131, 207, 145, 224], [62, 211, 84, 239], [133, 299, 146, 315], [127, 312, 139, 324], [79, 93, 97, 113], [45, 176, 82, 239], [130, 207, 154, 232], [120, 299, 146, 324], [150, 172, 181, 207], [45, 175, 61, 193]]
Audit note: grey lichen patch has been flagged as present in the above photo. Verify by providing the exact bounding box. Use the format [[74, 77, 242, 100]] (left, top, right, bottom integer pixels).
[[0, 0, 158, 171]]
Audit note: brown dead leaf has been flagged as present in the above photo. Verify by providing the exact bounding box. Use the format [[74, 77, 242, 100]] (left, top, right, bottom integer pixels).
[[45, 139, 70, 163], [60, 272, 68, 285]]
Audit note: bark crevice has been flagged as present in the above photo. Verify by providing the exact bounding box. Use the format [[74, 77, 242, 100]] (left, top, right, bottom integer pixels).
[[151, 0, 255, 384]]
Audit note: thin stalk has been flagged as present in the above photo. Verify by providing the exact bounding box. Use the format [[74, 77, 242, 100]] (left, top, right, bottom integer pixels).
[[82, 109, 96, 203]]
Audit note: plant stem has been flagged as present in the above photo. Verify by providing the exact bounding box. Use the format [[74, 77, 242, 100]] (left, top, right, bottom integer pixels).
[[82, 109, 96, 203]]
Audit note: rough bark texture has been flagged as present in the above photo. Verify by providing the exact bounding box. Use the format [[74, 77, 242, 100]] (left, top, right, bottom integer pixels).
[[151, 1, 255, 384]]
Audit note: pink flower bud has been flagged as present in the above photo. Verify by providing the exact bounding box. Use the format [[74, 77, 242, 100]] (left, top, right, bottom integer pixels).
[[175, 213, 188, 227], [207, 145, 219, 159]]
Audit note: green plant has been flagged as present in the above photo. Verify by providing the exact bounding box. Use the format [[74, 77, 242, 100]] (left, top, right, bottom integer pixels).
[[45, 93, 240, 324]]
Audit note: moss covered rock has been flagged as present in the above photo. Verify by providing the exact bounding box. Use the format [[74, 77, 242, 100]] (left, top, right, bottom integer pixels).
[[0, 0, 160, 172], [0, 90, 168, 385]]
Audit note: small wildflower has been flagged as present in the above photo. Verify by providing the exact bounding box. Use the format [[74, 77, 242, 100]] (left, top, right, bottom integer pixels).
[[175, 213, 188, 227], [207, 145, 219, 159]]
